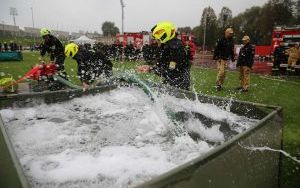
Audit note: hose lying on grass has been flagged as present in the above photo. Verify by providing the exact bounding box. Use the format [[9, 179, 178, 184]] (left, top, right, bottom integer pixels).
[[52, 75, 82, 90]]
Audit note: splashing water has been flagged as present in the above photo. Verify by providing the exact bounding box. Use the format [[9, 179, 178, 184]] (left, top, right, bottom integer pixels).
[[240, 144, 300, 164], [113, 73, 189, 137], [0, 86, 259, 188]]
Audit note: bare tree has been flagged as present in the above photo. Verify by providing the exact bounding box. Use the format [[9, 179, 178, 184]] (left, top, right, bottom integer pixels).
[[218, 7, 233, 28]]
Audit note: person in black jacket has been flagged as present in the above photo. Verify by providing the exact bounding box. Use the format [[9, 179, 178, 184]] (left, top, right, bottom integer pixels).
[[9, 41, 14, 51], [64, 43, 113, 90], [149, 41, 159, 62], [124, 43, 135, 61], [236, 36, 255, 92], [137, 21, 190, 90], [272, 42, 287, 72], [116, 43, 123, 61], [213, 28, 235, 91], [39, 28, 66, 79], [142, 43, 151, 63], [4, 42, 9, 51]]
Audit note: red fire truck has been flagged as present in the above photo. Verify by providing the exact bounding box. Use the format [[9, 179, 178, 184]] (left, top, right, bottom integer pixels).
[[271, 26, 300, 53], [177, 33, 197, 58], [116, 32, 146, 49], [253, 26, 300, 74], [254, 26, 300, 58], [116, 32, 197, 58]]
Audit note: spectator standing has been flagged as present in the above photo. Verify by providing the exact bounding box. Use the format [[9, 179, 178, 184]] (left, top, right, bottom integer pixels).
[[236, 36, 255, 92], [213, 28, 235, 91]]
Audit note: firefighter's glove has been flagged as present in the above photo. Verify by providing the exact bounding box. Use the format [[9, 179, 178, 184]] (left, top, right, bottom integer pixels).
[[82, 82, 89, 92], [136, 65, 151, 73], [169, 61, 176, 70]]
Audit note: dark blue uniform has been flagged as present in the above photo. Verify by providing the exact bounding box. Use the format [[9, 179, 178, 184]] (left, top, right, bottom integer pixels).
[[273, 46, 287, 70], [237, 43, 255, 68], [152, 38, 190, 90], [40, 35, 65, 73], [73, 48, 113, 84]]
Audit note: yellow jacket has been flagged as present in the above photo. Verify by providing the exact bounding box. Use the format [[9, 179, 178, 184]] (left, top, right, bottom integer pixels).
[[286, 47, 300, 59]]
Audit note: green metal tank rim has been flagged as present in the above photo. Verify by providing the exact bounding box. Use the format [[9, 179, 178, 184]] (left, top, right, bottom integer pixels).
[[0, 84, 283, 188], [135, 107, 283, 188], [0, 116, 30, 188]]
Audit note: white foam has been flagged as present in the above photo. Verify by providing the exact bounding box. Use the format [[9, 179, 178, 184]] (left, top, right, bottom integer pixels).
[[23, 146, 175, 187], [0, 109, 16, 122], [1, 87, 258, 188], [23, 108, 38, 120], [184, 119, 225, 143], [162, 94, 258, 133]]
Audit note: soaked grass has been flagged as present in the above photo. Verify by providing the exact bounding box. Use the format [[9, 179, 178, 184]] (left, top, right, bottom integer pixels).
[[0, 52, 299, 187]]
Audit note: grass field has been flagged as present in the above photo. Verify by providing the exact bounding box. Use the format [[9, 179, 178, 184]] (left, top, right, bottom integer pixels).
[[0, 36, 68, 46], [0, 36, 43, 46], [0, 52, 299, 187]]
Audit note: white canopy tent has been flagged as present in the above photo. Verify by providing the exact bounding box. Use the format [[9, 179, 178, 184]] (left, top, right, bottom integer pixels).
[[72, 35, 96, 46]]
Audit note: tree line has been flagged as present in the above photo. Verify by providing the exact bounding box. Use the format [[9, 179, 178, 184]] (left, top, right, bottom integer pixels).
[[101, 0, 299, 48], [179, 0, 299, 49]]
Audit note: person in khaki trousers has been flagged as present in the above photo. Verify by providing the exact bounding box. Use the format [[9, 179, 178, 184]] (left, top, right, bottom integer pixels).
[[213, 28, 235, 91], [286, 43, 300, 72], [236, 36, 254, 92]]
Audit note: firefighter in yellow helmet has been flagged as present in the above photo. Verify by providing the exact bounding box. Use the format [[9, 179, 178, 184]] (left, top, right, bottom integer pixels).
[[39, 28, 66, 76], [65, 43, 112, 90], [137, 21, 191, 90], [38, 28, 67, 90]]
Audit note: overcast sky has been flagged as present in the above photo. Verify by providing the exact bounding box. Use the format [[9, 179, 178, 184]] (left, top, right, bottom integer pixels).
[[0, 0, 269, 33]]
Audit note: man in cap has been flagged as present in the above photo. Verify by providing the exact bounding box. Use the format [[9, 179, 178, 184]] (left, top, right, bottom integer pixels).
[[213, 27, 235, 91], [236, 36, 255, 92]]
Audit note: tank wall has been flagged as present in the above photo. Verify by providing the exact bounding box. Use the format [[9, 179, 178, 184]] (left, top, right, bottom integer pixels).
[[136, 111, 283, 188], [0, 117, 28, 188], [0, 86, 283, 188]]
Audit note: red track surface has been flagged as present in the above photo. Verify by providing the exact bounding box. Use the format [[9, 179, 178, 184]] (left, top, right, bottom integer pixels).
[[251, 61, 273, 74], [192, 53, 273, 75]]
